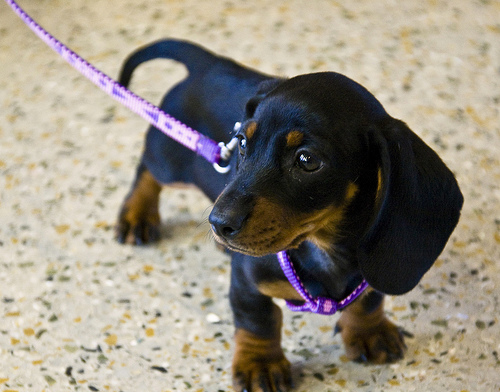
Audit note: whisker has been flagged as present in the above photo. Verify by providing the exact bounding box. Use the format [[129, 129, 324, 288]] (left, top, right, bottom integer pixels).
[[205, 228, 215, 243], [202, 204, 214, 219], [196, 216, 209, 229], [196, 204, 214, 229]]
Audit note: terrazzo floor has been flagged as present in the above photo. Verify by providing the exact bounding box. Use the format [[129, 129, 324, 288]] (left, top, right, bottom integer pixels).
[[1, 0, 499, 391]]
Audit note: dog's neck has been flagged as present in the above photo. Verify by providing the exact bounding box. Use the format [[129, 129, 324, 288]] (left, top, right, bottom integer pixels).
[[308, 226, 338, 253], [295, 238, 360, 300]]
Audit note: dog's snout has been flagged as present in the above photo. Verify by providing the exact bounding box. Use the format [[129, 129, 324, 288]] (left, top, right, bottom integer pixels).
[[209, 210, 246, 241], [210, 222, 239, 239]]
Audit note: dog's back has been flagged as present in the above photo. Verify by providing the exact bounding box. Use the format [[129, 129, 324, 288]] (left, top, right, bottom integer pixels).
[[118, 39, 272, 139]]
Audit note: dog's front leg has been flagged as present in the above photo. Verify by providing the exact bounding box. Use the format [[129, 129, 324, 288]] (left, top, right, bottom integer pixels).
[[229, 261, 293, 392], [335, 289, 409, 364]]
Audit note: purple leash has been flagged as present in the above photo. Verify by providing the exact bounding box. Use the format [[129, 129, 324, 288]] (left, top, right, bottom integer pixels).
[[5, 0, 368, 315], [5, 0, 223, 168]]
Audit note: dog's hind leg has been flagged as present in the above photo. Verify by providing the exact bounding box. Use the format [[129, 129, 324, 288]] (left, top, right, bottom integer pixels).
[[116, 161, 162, 245]]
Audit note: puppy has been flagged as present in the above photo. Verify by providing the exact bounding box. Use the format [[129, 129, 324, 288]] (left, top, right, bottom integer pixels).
[[115, 39, 463, 391]]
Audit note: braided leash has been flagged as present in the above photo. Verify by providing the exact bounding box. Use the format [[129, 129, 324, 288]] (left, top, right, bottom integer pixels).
[[5, 0, 368, 315]]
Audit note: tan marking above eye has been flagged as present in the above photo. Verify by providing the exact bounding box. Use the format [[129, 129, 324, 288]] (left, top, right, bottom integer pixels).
[[286, 130, 304, 148], [245, 121, 257, 140]]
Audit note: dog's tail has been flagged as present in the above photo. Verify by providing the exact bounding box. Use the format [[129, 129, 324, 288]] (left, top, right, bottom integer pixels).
[[118, 39, 218, 87]]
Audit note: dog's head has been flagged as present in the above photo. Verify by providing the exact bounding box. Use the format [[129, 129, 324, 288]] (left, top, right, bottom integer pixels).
[[209, 72, 463, 295]]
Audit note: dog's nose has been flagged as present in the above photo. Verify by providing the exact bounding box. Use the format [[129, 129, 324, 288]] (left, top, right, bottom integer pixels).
[[209, 211, 246, 240]]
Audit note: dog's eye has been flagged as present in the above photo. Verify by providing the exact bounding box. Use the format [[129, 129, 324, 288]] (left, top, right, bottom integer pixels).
[[238, 136, 247, 155], [296, 151, 322, 172]]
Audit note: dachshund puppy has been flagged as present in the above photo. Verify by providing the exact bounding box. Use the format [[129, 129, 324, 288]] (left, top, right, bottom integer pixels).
[[115, 39, 463, 391]]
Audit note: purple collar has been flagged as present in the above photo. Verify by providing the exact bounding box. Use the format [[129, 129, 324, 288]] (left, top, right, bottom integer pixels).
[[277, 250, 368, 315]]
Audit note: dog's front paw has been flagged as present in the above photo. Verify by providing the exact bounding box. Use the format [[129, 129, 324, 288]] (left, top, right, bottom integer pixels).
[[336, 315, 409, 364], [233, 357, 292, 392], [232, 329, 293, 392]]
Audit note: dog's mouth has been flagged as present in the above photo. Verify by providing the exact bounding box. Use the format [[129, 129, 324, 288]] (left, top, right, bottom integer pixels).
[[211, 222, 315, 257]]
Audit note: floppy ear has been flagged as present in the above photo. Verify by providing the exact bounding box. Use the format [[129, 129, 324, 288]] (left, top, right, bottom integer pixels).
[[245, 78, 285, 118], [358, 120, 463, 295]]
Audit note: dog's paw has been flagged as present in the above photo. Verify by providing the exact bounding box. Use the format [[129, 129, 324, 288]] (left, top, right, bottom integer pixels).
[[115, 204, 160, 245], [233, 357, 293, 392], [116, 167, 162, 245], [335, 316, 410, 364], [232, 329, 293, 392]]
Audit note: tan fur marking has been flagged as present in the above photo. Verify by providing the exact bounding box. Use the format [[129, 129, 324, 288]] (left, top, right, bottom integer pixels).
[[345, 181, 359, 201], [216, 182, 359, 256], [123, 170, 161, 225], [117, 169, 162, 244], [233, 328, 284, 363], [258, 280, 304, 301], [375, 167, 384, 204], [245, 121, 257, 140], [216, 196, 290, 256], [339, 288, 384, 327], [232, 305, 291, 391], [336, 288, 407, 364], [167, 182, 197, 189], [309, 182, 359, 250], [286, 130, 304, 147]]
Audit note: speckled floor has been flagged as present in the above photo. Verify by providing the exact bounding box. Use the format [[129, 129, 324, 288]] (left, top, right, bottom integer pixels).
[[0, 0, 499, 391]]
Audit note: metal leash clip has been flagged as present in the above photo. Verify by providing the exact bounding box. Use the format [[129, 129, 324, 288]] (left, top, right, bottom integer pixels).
[[213, 122, 241, 174]]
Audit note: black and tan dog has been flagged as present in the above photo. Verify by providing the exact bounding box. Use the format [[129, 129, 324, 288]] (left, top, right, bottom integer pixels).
[[115, 39, 463, 391]]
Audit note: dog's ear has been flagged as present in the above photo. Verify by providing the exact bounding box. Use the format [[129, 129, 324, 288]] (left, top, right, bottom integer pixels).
[[358, 120, 463, 295], [245, 78, 285, 118]]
